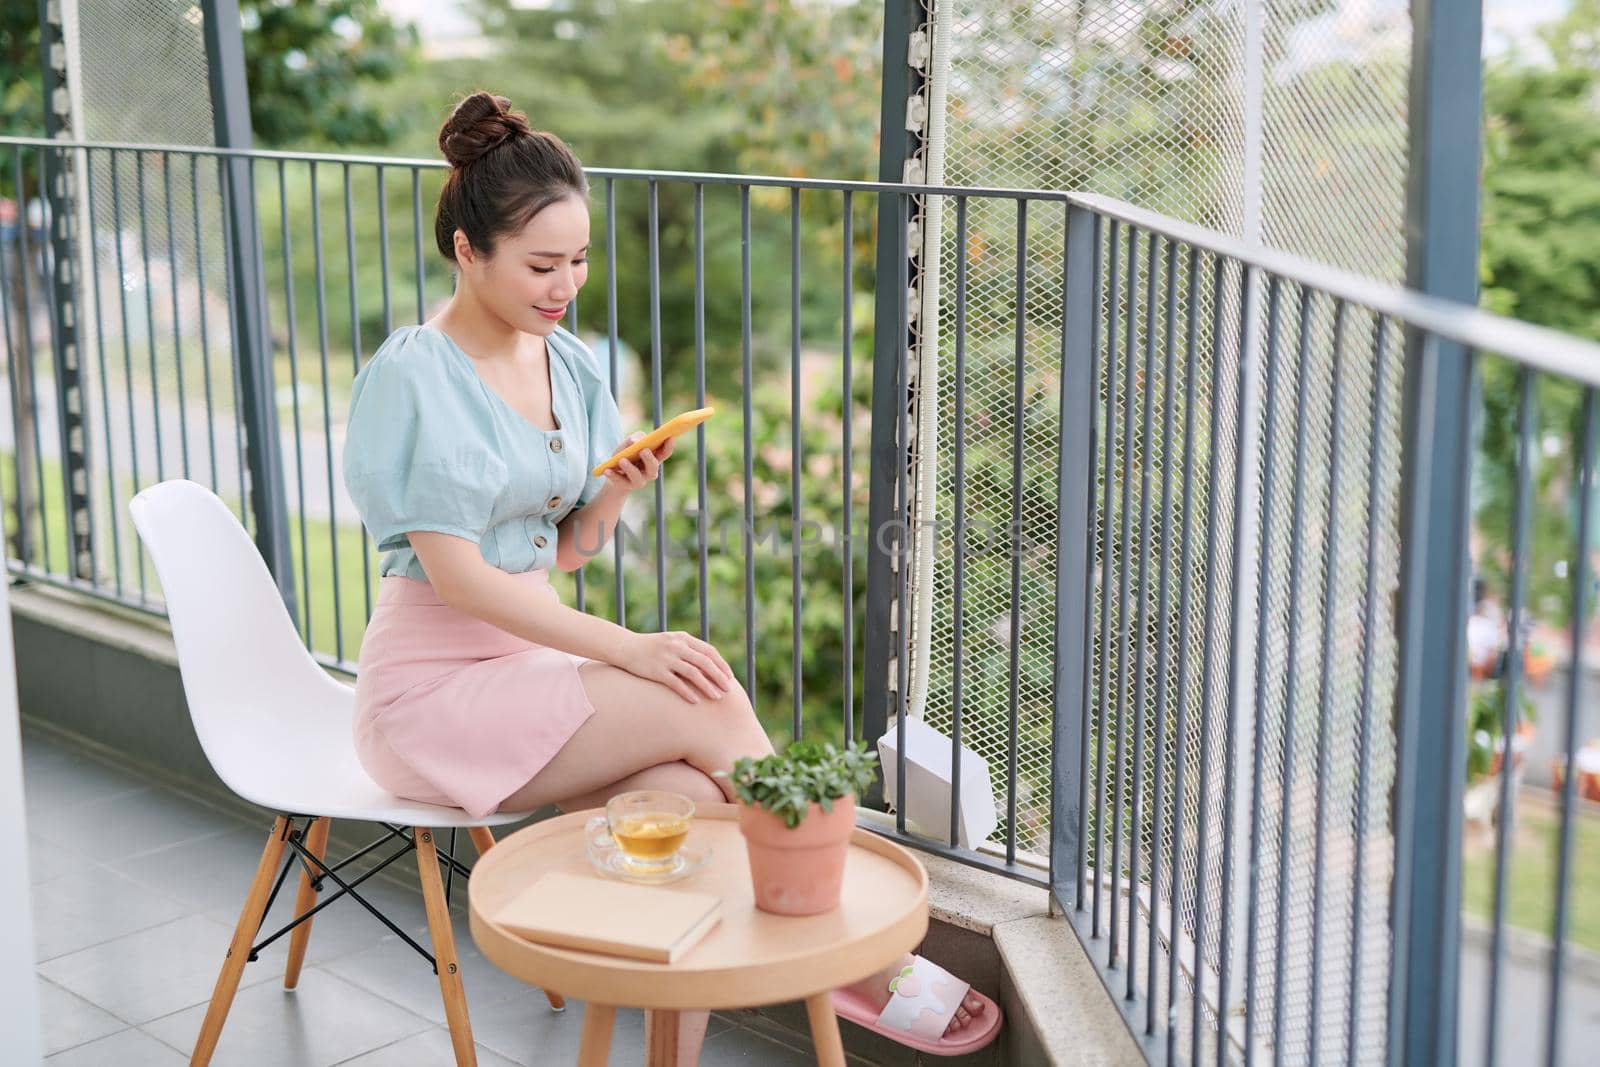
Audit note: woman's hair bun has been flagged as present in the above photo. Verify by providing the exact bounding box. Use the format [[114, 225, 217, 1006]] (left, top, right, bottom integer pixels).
[[438, 92, 533, 168]]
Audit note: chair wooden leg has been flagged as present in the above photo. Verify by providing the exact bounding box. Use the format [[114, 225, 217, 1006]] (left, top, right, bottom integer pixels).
[[467, 825, 565, 1012], [578, 1003, 617, 1067], [283, 816, 330, 990], [417, 827, 477, 1067], [191, 816, 291, 1067]]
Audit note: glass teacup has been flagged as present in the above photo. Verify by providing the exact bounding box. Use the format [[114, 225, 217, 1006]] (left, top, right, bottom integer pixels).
[[585, 790, 696, 874]]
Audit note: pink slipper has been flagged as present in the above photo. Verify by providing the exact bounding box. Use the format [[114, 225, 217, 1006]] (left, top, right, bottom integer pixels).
[[832, 954, 1003, 1056]]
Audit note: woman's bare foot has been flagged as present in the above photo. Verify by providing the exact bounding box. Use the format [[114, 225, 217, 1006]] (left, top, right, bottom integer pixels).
[[840, 953, 987, 1036]]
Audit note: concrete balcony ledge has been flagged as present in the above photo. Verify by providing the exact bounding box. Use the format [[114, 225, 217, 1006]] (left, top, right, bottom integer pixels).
[[13, 581, 1145, 1065]]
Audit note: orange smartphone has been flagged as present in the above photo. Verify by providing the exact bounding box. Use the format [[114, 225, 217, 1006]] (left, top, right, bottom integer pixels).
[[592, 406, 715, 476]]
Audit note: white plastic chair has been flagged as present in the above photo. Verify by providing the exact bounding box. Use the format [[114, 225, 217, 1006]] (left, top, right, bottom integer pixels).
[[130, 478, 560, 1067]]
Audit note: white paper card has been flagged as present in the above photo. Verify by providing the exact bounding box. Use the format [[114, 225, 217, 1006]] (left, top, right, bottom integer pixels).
[[877, 716, 999, 849]]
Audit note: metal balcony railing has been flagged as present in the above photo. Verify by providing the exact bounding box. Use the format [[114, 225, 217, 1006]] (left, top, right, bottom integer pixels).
[[4, 136, 1598, 1066]]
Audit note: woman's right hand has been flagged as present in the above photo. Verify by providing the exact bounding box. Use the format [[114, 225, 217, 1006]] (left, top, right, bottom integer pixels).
[[619, 630, 737, 704]]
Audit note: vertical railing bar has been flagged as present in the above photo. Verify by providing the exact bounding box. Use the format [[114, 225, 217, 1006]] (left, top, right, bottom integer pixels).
[[607, 178, 624, 626], [647, 179, 665, 632], [160, 153, 191, 479], [1126, 225, 1160, 1002], [1094, 217, 1121, 939], [189, 154, 219, 493], [1111, 224, 1137, 962], [33, 144, 69, 573], [343, 163, 372, 624], [17, 148, 55, 570], [842, 189, 855, 744], [134, 150, 165, 485], [308, 161, 343, 662], [1485, 361, 1535, 1067], [376, 166, 392, 337], [86, 149, 126, 595], [740, 184, 754, 685], [113, 151, 147, 596], [569, 287, 585, 614], [1272, 286, 1318, 1064], [1388, 326, 1473, 1067], [411, 168, 425, 322], [694, 182, 708, 641], [216, 156, 249, 536], [1345, 315, 1391, 1067], [951, 194, 967, 844], [276, 160, 311, 648], [0, 148, 32, 570], [1549, 382, 1596, 1066], [1308, 300, 1349, 1067], [1005, 197, 1026, 866], [31, 142, 65, 574], [1145, 237, 1180, 1036], [1079, 211, 1104, 914], [792, 186, 804, 740], [1216, 262, 1262, 1067], [1166, 246, 1202, 1066], [896, 190, 911, 832], [1244, 275, 1286, 1067], [1053, 201, 1097, 922], [1189, 253, 1232, 1067]]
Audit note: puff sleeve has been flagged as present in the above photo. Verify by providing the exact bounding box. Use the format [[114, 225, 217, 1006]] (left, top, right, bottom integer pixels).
[[342, 337, 507, 551], [569, 335, 626, 509]]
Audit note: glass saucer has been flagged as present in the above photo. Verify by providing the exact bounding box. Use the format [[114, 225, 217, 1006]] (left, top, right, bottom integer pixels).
[[585, 841, 714, 885]]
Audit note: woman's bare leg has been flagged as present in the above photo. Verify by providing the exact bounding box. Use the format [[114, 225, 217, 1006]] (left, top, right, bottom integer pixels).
[[497, 661, 773, 812], [554, 760, 723, 813], [498, 665, 772, 1066]]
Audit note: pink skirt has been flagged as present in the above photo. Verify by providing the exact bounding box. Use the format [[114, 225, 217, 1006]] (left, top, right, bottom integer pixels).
[[353, 569, 597, 818]]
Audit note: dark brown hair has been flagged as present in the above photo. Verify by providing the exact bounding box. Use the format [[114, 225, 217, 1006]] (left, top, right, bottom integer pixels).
[[434, 92, 589, 263]]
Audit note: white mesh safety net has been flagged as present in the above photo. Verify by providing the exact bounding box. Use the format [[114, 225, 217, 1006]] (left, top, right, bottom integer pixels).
[[899, 2, 1409, 1061]]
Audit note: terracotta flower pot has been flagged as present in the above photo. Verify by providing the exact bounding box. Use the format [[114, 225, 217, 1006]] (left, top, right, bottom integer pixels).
[[737, 795, 856, 916]]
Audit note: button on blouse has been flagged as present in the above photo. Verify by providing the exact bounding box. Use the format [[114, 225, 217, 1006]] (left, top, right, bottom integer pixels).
[[342, 324, 625, 583]]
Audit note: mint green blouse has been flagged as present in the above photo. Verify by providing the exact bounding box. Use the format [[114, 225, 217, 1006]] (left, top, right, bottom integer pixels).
[[342, 324, 624, 582]]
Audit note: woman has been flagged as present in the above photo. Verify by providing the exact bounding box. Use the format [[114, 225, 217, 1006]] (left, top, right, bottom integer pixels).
[[343, 92, 992, 1061]]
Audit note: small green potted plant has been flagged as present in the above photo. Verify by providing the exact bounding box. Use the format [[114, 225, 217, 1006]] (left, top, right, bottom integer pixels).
[[720, 740, 879, 916]]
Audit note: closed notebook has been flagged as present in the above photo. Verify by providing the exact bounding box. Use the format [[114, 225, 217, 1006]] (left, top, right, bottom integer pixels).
[[493, 871, 722, 964]]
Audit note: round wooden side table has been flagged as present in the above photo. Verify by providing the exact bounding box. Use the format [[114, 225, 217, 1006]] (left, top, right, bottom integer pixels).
[[468, 803, 929, 1066]]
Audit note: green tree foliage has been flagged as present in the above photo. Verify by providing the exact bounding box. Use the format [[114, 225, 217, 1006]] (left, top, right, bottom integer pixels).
[[240, 0, 416, 148], [1476, 0, 1600, 623]]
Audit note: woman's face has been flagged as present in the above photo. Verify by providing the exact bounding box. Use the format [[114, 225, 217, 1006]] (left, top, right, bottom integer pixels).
[[458, 193, 591, 337]]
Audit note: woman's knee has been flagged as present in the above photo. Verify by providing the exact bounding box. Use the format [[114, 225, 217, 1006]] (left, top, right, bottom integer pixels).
[[700, 679, 771, 751]]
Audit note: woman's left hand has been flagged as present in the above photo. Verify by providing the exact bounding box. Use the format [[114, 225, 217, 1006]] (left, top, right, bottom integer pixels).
[[601, 432, 674, 491]]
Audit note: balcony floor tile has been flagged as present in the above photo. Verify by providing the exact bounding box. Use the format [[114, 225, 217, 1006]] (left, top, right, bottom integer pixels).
[[140, 968, 435, 1067], [37, 978, 124, 1057], [46, 1026, 186, 1066], [32, 867, 188, 964], [38, 913, 262, 1027]]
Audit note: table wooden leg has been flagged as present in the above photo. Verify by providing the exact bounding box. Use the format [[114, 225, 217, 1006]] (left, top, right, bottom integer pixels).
[[805, 993, 846, 1067], [645, 1009, 681, 1066], [578, 1003, 617, 1067]]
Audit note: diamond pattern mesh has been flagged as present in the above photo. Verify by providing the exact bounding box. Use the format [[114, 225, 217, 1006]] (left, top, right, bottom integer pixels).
[[906, 0, 1408, 1061], [51, 0, 244, 609]]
